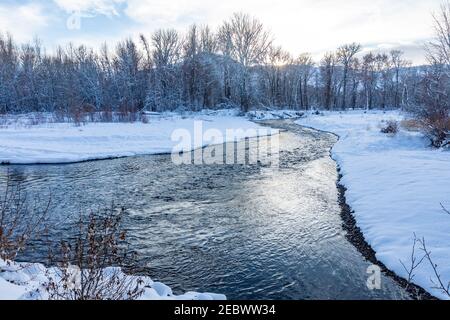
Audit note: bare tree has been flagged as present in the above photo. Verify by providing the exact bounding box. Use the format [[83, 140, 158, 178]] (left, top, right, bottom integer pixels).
[[427, 2, 450, 68], [337, 43, 362, 109], [390, 50, 410, 108], [261, 45, 291, 107], [139, 34, 153, 72], [199, 25, 218, 54], [223, 13, 272, 68], [348, 57, 361, 108], [320, 52, 337, 110], [220, 13, 272, 111], [151, 29, 180, 68], [410, 3, 450, 148], [375, 53, 391, 109], [295, 53, 315, 110], [147, 29, 182, 111], [361, 53, 377, 110], [217, 22, 234, 101]]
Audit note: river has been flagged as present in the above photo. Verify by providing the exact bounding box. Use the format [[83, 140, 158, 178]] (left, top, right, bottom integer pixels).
[[0, 120, 409, 300]]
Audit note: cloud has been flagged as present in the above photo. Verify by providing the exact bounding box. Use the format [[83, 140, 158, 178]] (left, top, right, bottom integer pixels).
[[0, 3, 49, 42], [361, 41, 429, 65], [113, 0, 440, 66], [53, 0, 126, 17], [0, 0, 443, 64], [124, 0, 209, 25]]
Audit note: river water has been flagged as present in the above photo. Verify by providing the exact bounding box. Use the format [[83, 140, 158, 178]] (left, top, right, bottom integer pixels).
[[0, 120, 409, 300]]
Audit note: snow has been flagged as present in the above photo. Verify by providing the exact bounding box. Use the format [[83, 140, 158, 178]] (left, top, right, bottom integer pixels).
[[0, 259, 226, 300], [0, 110, 278, 164], [297, 110, 450, 300], [247, 109, 305, 121]]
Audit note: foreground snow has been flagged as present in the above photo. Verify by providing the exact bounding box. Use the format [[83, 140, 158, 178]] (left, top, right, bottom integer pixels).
[[297, 110, 450, 299], [0, 259, 226, 300], [0, 110, 278, 164]]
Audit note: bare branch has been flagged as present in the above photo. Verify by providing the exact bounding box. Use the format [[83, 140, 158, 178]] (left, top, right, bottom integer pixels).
[[400, 233, 426, 287], [419, 238, 450, 298], [441, 203, 450, 215]]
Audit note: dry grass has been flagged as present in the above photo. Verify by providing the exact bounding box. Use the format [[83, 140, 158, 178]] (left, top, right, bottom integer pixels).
[[400, 119, 423, 132]]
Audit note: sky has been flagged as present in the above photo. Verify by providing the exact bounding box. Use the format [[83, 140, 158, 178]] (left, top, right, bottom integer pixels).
[[0, 0, 445, 65]]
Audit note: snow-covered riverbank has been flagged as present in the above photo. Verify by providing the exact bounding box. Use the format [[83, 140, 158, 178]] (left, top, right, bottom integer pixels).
[[0, 110, 278, 165], [0, 259, 226, 300], [297, 110, 450, 300]]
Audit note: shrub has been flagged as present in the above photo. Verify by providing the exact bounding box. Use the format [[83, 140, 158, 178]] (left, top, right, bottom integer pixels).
[[380, 120, 399, 135], [419, 111, 450, 148], [409, 105, 450, 148], [44, 206, 144, 300], [412, 62, 450, 148]]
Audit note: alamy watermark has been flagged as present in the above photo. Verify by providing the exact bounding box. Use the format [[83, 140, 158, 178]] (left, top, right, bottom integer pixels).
[[367, 265, 382, 290], [170, 121, 280, 168], [67, 11, 82, 30]]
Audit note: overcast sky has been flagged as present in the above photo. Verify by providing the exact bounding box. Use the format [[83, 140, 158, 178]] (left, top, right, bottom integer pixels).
[[0, 0, 444, 64]]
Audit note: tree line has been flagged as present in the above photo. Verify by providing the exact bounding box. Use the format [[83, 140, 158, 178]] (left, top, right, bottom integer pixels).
[[0, 12, 445, 120]]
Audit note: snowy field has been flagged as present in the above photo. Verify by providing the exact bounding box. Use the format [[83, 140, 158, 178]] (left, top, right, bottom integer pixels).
[[0, 259, 226, 300], [0, 110, 278, 164], [297, 110, 450, 299]]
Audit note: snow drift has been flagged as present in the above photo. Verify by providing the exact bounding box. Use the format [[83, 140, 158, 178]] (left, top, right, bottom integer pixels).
[[0, 259, 226, 300]]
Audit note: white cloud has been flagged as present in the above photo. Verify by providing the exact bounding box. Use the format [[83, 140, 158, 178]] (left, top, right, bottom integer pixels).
[[0, 0, 441, 64], [53, 0, 126, 17], [120, 0, 440, 63], [124, 0, 209, 25], [0, 3, 49, 42]]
